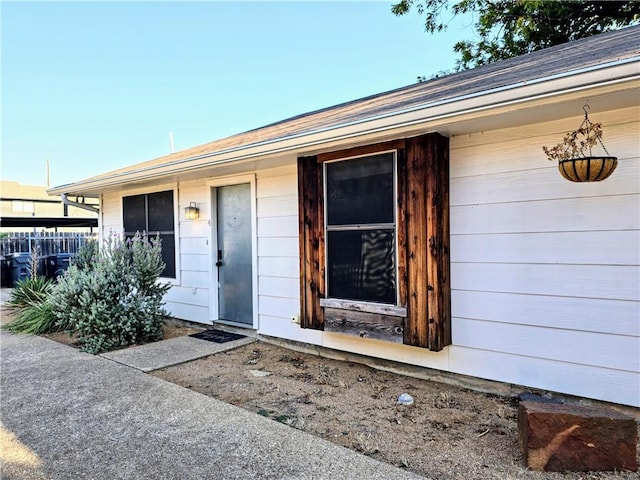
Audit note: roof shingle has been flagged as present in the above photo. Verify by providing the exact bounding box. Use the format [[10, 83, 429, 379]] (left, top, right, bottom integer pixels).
[[62, 25, 640, 186]]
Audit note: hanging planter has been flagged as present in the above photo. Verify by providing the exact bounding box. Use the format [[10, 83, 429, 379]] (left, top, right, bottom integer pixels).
[[542, 106, 618, 182]]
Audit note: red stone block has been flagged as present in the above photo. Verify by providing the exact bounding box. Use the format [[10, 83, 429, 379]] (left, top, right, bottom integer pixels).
[[518, 401, 638, 472]]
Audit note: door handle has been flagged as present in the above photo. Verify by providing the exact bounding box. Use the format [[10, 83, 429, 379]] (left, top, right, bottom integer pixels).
[[216, 249, 223, 267]]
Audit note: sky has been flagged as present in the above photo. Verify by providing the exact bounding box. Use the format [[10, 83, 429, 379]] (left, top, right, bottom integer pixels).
[[1, 1, 473, 188]]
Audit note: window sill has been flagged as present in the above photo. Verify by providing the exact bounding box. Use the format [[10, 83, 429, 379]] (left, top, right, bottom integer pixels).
[[320, 298, 406, 317]]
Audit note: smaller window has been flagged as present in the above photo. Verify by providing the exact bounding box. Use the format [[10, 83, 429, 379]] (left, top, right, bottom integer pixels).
[[12, 200, 34, 213], [123, 190, 176, 278], [324, 152, 397, 304]]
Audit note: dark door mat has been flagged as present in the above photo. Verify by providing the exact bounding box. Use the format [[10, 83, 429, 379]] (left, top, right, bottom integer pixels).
[[189, 329, 247, 343]]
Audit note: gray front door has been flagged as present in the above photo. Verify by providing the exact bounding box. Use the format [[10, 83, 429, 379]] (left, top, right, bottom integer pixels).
[[216, 183, 253, 325]]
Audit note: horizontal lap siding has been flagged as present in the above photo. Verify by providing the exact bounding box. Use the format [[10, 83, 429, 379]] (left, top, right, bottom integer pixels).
[[451, 195, 639, 234], [449, 106, 640, 406], [168, 179, 211, 323], [452, 290, 638, 336], [449, 347, 640, 407], [452, 318, 638, 371], [450, 111, 639, 177], [256, 166, 302, 339], [451, 231, 639, 265], [100, 192, 121, 239], [451, 263, 639, 300]]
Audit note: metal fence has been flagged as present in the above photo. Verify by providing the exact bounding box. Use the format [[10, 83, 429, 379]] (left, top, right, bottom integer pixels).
[[0, 232, 97, 257]]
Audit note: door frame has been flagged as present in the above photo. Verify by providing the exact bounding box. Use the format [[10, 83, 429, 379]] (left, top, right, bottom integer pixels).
[[207, 174, 258, 329]]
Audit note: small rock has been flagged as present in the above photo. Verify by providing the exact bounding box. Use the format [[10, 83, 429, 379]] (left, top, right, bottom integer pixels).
[[397, 393, 414, 406], [249, 370, 272, 377]]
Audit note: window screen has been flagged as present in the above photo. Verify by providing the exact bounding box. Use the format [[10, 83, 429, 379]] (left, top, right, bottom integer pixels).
[[325, 152, 396, 304], [123, 195, 146, 232], [326, 153, 394, 226], [148, 191, 175, 232], [123, 190, 176, 278]]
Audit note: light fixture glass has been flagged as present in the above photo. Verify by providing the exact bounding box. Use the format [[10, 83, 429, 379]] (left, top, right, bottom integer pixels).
[[184, 202, 199, 220]]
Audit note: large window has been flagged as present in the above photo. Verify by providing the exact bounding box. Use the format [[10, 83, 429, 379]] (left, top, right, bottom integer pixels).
[[325, 152, 396, 304], [298, 134, 451, 351], [123, 190, 176, 278]]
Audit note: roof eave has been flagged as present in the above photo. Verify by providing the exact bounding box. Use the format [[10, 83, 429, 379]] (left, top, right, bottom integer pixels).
[[48, 58, 640, 197]]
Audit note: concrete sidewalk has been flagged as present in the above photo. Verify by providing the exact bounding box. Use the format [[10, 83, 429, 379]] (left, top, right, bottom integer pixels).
[[100, 334, 256, 372], [0, 331, 426, 480]]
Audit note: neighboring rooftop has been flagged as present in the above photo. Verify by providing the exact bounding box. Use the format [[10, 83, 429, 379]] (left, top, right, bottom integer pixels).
[[1, 180, 98, 229]]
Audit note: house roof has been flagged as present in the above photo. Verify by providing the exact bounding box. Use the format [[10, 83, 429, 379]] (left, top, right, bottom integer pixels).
[[50, 25, 640, 196]]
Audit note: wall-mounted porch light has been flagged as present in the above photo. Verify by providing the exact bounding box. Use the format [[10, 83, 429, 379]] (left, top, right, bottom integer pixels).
[[184, 202, 200, 220]]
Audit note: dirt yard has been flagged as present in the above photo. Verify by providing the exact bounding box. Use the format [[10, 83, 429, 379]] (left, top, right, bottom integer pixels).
[[153, 341, 639, 480], [2, 305, 637, 479]]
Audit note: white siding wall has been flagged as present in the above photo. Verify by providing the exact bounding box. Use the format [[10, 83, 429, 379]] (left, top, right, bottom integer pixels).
[[256, 107, 640, 407], [166, 179, 211, 323], [98, 106, 639, 407], [100, 191, 121, 239], [255, 166, 323, 345], [447, 106, 640, 406]]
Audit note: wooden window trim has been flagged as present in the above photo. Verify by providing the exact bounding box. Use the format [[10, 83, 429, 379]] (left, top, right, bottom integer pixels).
[[298, 133, 451, 351], [403, 133, 451, 350], [298, 156, 325, 330], [319, 298, 407, 317], [317, 140, 406, 163]]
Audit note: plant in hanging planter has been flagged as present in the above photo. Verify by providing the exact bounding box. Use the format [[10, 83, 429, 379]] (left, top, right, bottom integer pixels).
[[542, 107, 618, 182]]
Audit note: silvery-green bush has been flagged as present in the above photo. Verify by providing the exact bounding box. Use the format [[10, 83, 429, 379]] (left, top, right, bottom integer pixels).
[[50, 233, 170, 354], [71, 239, 98, 271]]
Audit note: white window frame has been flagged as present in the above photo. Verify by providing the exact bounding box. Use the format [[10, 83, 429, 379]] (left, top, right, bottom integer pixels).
[[119, 183, 180, 284]]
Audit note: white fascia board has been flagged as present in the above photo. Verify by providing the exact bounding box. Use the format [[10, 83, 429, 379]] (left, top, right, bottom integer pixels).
[[49, 59, 640, 196]]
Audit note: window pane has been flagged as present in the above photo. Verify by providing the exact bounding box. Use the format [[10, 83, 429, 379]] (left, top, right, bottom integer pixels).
[[158, 234, 176, 278], [147, 191, 174, 232], [327, 229, 395, 304], [123, 194, 146, 233], [123, 192, 176, 279], [326, 153, 394, 226]]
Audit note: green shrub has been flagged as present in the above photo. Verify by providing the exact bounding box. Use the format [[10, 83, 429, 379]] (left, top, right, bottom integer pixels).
[[3, 271, 71, 335], [49, 233, 170, 354], [6, 276, 53, 309], [71, 240, 98, 270], [2, 300, 59, 334]]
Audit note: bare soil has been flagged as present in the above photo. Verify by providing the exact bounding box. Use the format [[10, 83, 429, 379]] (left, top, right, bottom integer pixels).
[[153, 341, 639, 480], [2, 306, 637, 479]]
